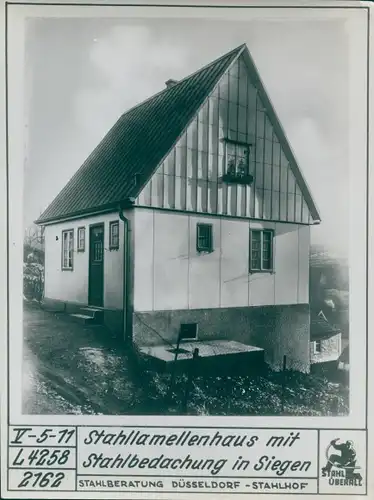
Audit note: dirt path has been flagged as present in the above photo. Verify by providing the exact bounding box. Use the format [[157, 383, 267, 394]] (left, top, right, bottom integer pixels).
[[23, 304, 150, 415]]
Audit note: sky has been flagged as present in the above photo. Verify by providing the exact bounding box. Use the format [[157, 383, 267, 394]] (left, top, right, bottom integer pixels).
[[24, 15, 349, 257]]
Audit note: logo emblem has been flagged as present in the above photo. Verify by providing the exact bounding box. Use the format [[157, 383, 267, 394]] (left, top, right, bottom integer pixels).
[[321, 438, 362, 486]]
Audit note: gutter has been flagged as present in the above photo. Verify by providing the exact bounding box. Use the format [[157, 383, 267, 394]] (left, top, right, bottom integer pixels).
[[35, 202, 123, 226], [118, 200, 134, 346]]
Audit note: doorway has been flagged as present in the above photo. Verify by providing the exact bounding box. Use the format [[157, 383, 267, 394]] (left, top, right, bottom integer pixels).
[[88, 223, 104, 307]]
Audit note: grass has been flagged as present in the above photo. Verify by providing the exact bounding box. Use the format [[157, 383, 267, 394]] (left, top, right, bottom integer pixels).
[[141, 363, 349, 416]]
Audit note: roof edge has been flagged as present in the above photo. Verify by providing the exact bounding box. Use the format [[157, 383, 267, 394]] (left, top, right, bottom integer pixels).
[[135, 44, 246, 202], [35, 199, 135, 226], [240, 47, 321, 223]]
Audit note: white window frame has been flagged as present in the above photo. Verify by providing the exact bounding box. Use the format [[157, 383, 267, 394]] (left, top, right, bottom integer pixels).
[[77, 226, 85, 252], [61, 229, 74, 270], [249, 229, 274, 272], [225, 140, 250, 176], [196, 223, 213, 253], [109, 221, 120, 250]]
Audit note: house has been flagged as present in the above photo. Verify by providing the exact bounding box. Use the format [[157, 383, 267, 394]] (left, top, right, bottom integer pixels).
[[36, 43, 321, 372], [310, 310, 342, 369], [338, 345, 349, 372]]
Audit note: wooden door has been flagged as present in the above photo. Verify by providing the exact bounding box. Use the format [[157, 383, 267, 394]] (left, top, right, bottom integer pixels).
[[88, 224, 104, 307]]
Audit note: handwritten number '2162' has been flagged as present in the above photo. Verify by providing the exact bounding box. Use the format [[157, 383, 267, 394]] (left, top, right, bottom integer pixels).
[[18, 471, 65, 488]]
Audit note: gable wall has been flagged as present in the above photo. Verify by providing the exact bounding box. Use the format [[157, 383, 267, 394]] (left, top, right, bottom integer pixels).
[[137, 54, 312, 224]]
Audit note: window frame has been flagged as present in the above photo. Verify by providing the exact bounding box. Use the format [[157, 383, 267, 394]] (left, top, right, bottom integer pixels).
[[196, 223, 213, 253], [249, 229, 274, 273], [179, 323, 199, 342], [224, 139, 250, 176], [109, 220, 120, 250], [61, 229, 74, 271], [77, 226, 86, 252]]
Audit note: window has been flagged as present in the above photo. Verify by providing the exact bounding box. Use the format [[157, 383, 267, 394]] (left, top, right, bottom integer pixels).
[[77, 227, 85, 252], [62, 230, 74, 270], [226, 141, 250, 176], [93, 241, 103, 262], [249, 229, 273, 272], [314, 340, 322, 354], [109, 221, 119, 249], [196, 223, 213, 252], [179, 323, 199, 341]]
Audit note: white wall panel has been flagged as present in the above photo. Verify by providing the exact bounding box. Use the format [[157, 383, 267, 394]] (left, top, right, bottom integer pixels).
[[298, 225, 310, 304], [104, 218, 124, 310], [188, 216, 221, 309], [220, 219, 250, 307], [133, 210, 154, 311], [249, 273, 275, 306], [274, 223, 299, 304], [153, 212, 189, 310], [237, 185, 246, 216], [227, 185, 237, 216]]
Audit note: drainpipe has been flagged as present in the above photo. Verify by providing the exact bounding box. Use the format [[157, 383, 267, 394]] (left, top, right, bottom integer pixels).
[[118, 201, 133, 347]]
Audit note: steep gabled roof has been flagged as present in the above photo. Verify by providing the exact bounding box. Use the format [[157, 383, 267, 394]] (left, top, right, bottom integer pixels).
[[36, 45, 245, 224], [36, 43, 321, 225]]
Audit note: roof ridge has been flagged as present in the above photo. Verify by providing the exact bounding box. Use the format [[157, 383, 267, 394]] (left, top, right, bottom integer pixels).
[[169, 42, 246, 89], [115, 43, 246, 121]]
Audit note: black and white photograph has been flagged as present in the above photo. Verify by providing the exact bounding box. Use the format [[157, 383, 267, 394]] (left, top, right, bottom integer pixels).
[[2, 2, 371, 498], [11, 5, 366, 420]]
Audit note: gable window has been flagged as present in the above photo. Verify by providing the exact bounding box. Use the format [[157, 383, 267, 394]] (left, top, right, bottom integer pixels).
[[62, 229, 74, 270], [249, 229, 273, 272], [196, 223, 213, 252], [314, 340, 322, 354], [226, 142, 250, 176], [77, 227, 85, 252], [109, 221, 119, 249]]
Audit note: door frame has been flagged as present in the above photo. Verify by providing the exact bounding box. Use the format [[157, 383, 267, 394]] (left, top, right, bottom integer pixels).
[[88, 222, 105, 307]]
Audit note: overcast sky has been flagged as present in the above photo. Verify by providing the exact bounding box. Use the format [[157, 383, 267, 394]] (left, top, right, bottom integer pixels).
[[24, 15, 349, 257]]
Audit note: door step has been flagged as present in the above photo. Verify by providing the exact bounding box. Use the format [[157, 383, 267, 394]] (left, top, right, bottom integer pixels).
[[69, 313, 96, 324], [69, 307, 104, 325]]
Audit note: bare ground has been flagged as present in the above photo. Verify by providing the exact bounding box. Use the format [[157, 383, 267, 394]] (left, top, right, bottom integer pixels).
[[22, 303, 349, 416]]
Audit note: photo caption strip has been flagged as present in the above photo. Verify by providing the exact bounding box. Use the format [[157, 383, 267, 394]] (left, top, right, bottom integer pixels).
[[7, 426, 367, 495]]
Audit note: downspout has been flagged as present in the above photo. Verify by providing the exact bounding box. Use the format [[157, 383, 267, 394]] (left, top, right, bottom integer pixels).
[[118, 203, 132, 347]]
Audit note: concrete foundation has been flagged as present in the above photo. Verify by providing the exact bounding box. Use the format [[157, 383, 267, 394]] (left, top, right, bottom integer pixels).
[[137, 340, 265, 374], [133, 304, 310, 372]]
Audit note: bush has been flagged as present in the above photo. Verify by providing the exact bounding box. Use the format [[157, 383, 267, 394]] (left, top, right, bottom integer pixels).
[[23, 248, 44, 303]]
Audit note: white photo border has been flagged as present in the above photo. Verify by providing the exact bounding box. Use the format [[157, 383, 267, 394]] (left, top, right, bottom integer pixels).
[[2, 1, 370, 430]]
